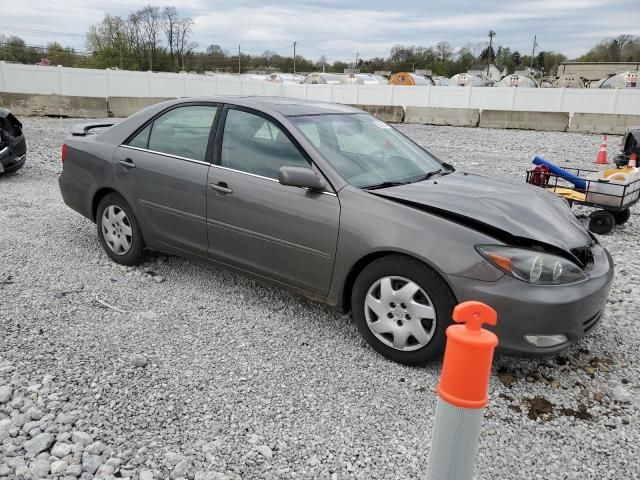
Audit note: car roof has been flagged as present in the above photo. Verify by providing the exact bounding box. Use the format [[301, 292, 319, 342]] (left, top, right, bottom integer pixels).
[[184, 96, 364, 117]]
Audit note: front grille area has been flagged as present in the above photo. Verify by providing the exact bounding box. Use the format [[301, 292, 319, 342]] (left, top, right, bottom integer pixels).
[[571, 246, 594, 269], [583, 311, 602, 333]]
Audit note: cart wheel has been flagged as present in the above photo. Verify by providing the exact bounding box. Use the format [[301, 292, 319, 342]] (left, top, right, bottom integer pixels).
[[613, 208, 631, 225], [589, 210, 616, 234]]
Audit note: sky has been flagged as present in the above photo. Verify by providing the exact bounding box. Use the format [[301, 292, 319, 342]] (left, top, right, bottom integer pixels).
[[1, 0, 637, 61]]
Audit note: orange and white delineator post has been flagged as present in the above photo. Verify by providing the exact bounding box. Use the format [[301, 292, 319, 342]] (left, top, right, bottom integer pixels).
[[426, 301, 498, 480]]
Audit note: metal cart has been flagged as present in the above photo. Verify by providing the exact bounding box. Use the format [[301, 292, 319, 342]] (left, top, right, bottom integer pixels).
[[526, 165, 640, 234]]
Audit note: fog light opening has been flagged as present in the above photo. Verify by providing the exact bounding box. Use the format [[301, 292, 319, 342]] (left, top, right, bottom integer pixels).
[[523, 334, 569, 348]]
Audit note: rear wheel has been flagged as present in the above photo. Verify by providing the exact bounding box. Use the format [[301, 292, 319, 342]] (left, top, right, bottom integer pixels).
[[613, 208, 631, 225], [351, 255, 456, 365], [589, 210, 616, 234], [96, 193, 144, 265]]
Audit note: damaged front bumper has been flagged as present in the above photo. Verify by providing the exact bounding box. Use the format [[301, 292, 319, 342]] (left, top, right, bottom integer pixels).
[[0, 107, 27, 174], [0, 150, 27, 174], [447, 243, 614, 356]]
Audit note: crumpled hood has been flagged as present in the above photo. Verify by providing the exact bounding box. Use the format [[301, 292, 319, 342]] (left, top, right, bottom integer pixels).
[[374, 171, 593, 251]]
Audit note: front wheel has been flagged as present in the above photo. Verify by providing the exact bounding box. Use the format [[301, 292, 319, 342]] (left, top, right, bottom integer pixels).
[[96, 193, 144, 265], [351, 255, 456, 365]]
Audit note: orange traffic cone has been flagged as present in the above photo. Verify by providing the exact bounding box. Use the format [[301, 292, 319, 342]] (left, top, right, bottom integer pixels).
[[594, 135, 609, 164], [629, 152, 638, 168]]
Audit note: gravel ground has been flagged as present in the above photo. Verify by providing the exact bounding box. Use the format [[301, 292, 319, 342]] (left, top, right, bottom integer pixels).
[[0, 118, 638, 480]]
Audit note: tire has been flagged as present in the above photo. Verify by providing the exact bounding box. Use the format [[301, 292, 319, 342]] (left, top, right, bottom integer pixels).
[[351, 255, 456, 365], [96, 193, 144, 265], [613, 208, 631, 225], [588, 210, 616, 234]]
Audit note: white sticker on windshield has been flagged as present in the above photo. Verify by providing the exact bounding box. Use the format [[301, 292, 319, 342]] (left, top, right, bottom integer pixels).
[[371, 118, 391, 129]]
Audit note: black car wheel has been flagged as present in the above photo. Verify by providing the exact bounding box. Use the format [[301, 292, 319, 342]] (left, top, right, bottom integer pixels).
[[351, 255, 456, 365], [589, 210, 616, 235], [613, 208, 631, 225], [96, 193, 144, 265]]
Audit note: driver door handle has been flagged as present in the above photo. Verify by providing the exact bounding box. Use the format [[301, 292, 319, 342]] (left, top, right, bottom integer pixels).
[[209, 182, 233, 195], [119, 158, 136, 169]]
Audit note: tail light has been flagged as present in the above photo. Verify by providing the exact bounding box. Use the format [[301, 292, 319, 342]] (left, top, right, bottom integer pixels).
[[61, 143, 67, 163]]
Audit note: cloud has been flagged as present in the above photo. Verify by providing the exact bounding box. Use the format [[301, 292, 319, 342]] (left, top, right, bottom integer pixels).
[[1, 0, 636, 60]]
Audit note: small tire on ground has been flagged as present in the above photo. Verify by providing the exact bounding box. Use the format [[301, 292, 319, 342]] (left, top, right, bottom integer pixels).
[[589, 210, 616, 235], [96, 192, 145, 265], [351, 254, 456, 365], [612, 208, 631, 225]]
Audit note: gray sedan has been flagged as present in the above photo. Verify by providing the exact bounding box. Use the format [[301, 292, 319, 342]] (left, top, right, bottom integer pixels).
[[59, 97, 614, 365]]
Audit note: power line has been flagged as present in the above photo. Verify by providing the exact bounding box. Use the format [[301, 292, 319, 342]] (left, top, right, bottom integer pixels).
[[1, 42, 315, 72], [0, 25, 85, 37]]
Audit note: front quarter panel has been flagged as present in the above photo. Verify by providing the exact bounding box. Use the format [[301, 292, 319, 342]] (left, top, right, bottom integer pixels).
[[329, 186, 505, 307]]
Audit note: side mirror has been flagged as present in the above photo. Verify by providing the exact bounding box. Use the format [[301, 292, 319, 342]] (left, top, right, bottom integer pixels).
[[278, 166, 326, 191]]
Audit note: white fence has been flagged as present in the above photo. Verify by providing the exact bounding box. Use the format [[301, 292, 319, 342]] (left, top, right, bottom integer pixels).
[[1, 62, 640, 115]]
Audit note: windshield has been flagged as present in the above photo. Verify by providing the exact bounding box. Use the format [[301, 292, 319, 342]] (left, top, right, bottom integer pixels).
[[290, 113, 445, 188]]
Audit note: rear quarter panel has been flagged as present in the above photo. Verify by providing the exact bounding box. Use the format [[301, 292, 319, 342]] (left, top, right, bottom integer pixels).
[[59, 137, 117, 221]]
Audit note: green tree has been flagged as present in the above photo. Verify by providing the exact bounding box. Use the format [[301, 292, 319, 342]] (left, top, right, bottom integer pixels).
[[511, 51, 521, 66], [578, 34, 640, 62]]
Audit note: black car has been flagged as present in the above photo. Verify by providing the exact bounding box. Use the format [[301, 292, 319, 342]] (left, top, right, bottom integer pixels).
[[0, 108, 27, 174]]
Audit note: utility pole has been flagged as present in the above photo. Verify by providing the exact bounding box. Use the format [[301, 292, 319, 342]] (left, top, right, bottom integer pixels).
[[354, 52, 359, 70], [238, 45, 241, 74], [531, 35, 538, 70], [487, 30, 496, 75], [293, 41, 297, 74]]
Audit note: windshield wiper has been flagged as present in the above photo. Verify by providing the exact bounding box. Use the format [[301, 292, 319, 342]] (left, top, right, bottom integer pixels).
[[363, 166, 454, 190], [362, 180, 410, 190], [410, 169, 447, 183]]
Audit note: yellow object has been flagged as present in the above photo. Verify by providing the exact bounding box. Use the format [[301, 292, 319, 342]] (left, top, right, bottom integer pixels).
[[545, 186, 586, 202], [388, 72, 431, 86], [603, 166, 635, 178], [389, 72, 417, 85]]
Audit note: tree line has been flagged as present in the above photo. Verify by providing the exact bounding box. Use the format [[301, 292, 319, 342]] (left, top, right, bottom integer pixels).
[[0, 5, 638, 78]]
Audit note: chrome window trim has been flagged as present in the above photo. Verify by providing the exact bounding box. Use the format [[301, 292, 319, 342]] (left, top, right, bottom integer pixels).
[[119, 145, 210, 166], [210, 164, 337, 197], [212, 164, 278, 182], [119, 146, 337, 197]]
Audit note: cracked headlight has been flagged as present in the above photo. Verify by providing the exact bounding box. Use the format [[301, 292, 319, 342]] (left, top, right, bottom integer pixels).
[[476, 245, 587, 285]]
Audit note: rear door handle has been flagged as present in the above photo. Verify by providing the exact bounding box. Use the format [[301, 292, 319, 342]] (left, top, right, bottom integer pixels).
[[119, 158, 136, 169], [209, 182, 233, 195]]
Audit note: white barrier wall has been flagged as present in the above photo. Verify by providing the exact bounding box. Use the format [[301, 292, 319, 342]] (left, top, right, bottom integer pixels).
[[1, 61, 640, 115]]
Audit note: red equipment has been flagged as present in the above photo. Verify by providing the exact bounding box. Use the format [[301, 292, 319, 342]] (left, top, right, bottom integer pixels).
[[528, 164, 550, 186]]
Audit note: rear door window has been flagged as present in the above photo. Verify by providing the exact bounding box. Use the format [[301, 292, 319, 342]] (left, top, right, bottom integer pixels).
[[128, 124, 151, 149], [140, 105, 217, 162]]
